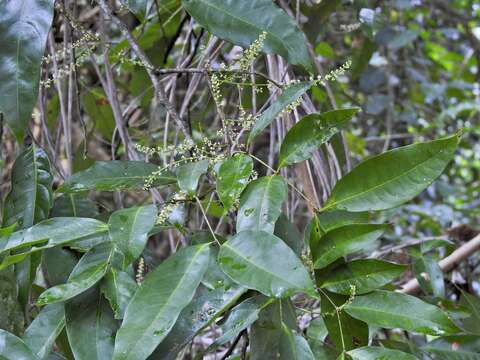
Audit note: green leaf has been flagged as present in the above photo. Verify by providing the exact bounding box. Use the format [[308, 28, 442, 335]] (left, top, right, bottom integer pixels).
[[41, 248, 77, 287], [236, 175, 287, 233], [2, 145, 53, 228], [0, 0, 55, 141], [23, 303, 65, 359], [316, 259, 406, 295], [151, 285, 247, 359], [347, 346, 417, 360], [101, 268, 138, 320], [113, 244, 211, 360], [279, 324, 315, 360], [58, 161, 176, 193], [82, 88, 116, 139], [0, 329, 40, 360], [274, 213, 303, 256], [413, 255, 445, 298], [422, 335, 480, 359], [312, 224, 388, 269], [249, 81, 313, 142], [37, 242, 113, 305], [460, 292, 480, 335], [320, 291, 368, 351], [182, 0, 313, 72], [344, 290, 460, 335], [0, 268, 24, 336], [218, 230, 316, 298], [108, 205, 157, 269], [65, 289, 117, 360], [51, 194, 99, 218], [323, 134, 460, 212], [176, 160, 209, 195], [317, 210, 370, 233], [279, 109, 358, 168], [216, 154, 253, 212], [122, 0, 148, 20]]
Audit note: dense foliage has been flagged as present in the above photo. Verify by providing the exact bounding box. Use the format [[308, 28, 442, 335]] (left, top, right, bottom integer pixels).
[[0, 1, 480, 359]]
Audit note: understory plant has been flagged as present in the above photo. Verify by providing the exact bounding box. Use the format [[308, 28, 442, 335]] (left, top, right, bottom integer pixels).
[[0, 1, 479, 360]]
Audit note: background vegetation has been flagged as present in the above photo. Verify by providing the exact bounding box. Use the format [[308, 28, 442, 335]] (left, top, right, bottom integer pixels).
[[0, 0, 480, 359]]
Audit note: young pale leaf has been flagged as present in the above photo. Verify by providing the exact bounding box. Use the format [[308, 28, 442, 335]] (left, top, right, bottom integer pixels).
[[312, 224, 388, 269], [176, 160, 209, 195], [316, 259, 406, 295], [108, 205, 157, 269], [0, 329, 40, 360], [57, 161, 176, 193], [236, 176, 287, 234], [23, 303, 65, 359], [101, 268, 138, 320], [422, 335, 480, 358], [345, 290, 460, 335], [278, 109, 358, 168], [113, 244, 211, 360], [323, 134, 460, 212], [65, 290, 117, 360], [182, 0, 313, 72], [249, 81, 313, 142], [151, 285, 247, 359], [347, 346, 417, 360], [37, 242, 113, 305], [216, 154, 253, 212], [218, 230, 316, 298], [0, 0, 55, 141], [2, 145, 53, 228]]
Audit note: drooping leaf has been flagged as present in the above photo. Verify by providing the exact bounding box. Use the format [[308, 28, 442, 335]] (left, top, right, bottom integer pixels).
[[236, 176, 287, 234], [58, 161, 176, 193], [316, 259, 406, 295], [182, 0, 313, 71], [274, 213, 303, 256], [113, 244, 211, 360], [150, 285, 247, 359], [422, 335, 480, 359], [176, 160, 209, 195], [249, 81, 313, 142], [413, 255, 445, 298], [312, 224, 388, 269], [344, 290, 460, 335], [0, 0, 55, 141], [82, 87, 116, 139], [37, 242, 113, 305], [101, 268, 138, 320], [0, 329, 40, 360], [347, 346, 417, 360], [23, 303, 65, 359], [216, 154, 253, 212], [323, 134, 460, 212], [108, 205, 157, 269], [320, 291, 368, 352], [279, 109, 358, 168], [65, 289, 117, 360], [218, 230, 316, 298]]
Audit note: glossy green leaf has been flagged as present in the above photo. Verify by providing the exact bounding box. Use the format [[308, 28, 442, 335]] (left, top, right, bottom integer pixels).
[[216, 154, 253, 212], [113, 244, 211, 360], [413, 255, 445, 298], [422, 335, 480, 359], [345, 290, 460, 335], [313, 224, 388, 269], [320, 291, 368, 351], [0, 329, 40, 360], [37, 242, 113, 305], [323, 134, 460, 212], [182, 0, 313, 72], [23, 303, 65, 359], [151, 285, 247, 359], [108, 205, 157, 269], [0, 0, 55, 141], [58, 161, 176, 193], [101, 268, 138, 320], [65, 290, 117, 360], [50, 194, 99, 218], [249, 81, 313, 142], [218, 230, 316, 298], [347, 346, 417, 360], [236, 175, 287, 233], [176, 160, 209, 195], [279, 109, 358, 168], [316, 259, 406, 295]]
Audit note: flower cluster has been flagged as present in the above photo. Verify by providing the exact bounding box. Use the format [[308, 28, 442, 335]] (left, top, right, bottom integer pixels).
[[340, 23, 361, 32]]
